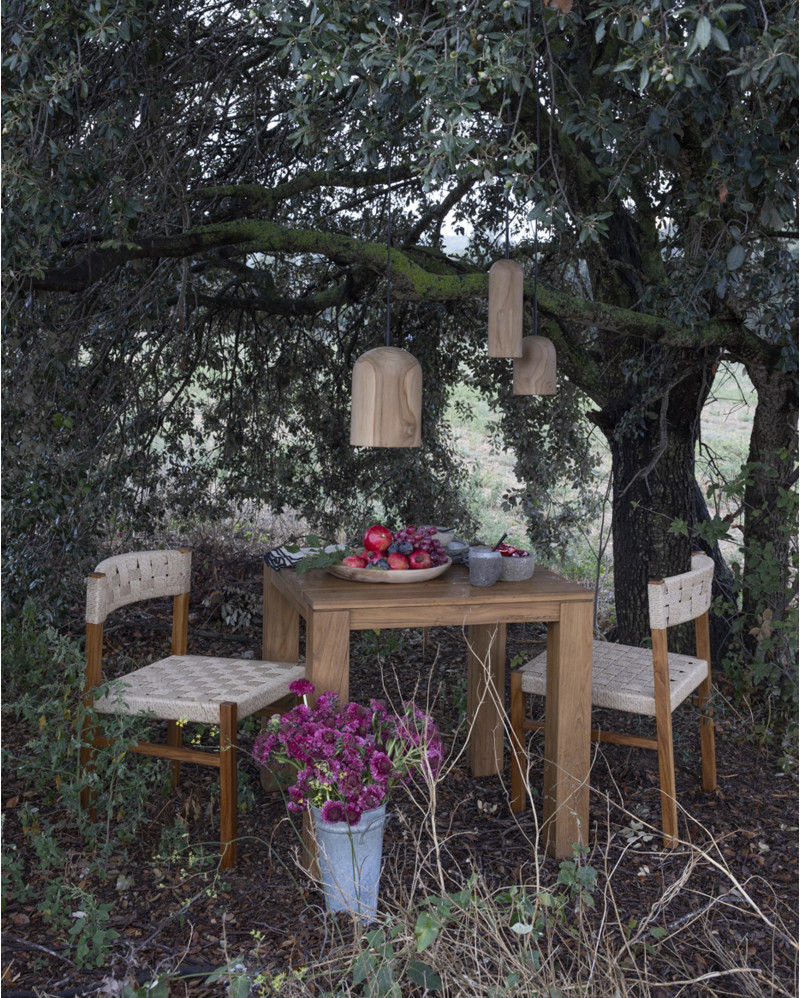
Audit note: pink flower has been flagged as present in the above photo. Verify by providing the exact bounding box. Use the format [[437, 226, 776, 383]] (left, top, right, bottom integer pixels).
[[320, 800, 346, 823], [289, 679, 315, 697], [370, 752, 393, 780], [251, 682, 442, 824]]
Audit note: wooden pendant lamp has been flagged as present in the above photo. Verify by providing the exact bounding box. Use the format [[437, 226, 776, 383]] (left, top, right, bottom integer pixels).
[[488, 259, 524, 357], [350, 346, 422, 447], [511, 72, 557, 397], [350, 131, 422, 448], [513, 335, 557, 395]]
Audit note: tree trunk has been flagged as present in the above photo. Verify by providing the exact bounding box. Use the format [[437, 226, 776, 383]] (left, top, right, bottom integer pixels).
[[738, 360, 798, 685], [594, 365, 714, 650]]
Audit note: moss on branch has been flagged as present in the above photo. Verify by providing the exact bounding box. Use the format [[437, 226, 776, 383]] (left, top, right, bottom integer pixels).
[[28, 214, 761, 361]]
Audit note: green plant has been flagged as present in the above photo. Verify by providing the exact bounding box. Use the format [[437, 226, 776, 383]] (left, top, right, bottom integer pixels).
[[38, 883, 120, 969], [355, 628, 406, 660], [4, 602, 168, 864], [0, 599, 187, 968], [690, 456, 798, 756]]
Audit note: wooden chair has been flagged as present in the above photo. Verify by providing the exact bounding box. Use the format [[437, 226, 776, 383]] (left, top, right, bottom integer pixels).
[[81, 548, 305, 869], [510, 552, 717, 847]]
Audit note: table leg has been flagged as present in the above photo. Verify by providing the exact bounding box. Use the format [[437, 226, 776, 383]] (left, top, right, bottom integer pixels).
[[260, 568, 301, 793], [262, 567, 300, 662], [466, 622, 506, 777], [542, 600, 593, 859], [301, 608, 351, 880], [305, 609, 351, 701]]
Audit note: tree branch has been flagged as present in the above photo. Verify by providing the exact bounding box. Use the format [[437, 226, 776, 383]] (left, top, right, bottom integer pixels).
[[25, 215, 774, 363]]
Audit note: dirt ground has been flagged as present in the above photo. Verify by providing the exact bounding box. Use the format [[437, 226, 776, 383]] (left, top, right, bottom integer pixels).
[[2, 550, 797, 996]]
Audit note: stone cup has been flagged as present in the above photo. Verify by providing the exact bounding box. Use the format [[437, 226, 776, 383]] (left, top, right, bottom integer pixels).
[[468, 546, 503, 587]]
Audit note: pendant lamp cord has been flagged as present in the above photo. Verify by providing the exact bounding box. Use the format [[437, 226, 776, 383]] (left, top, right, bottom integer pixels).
[[504, 91, 511, 260], [532, 65, 540, 337], [386, 139, 392, 348]]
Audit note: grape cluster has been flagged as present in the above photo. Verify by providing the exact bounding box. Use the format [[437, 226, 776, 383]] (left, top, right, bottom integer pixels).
[[389, 525, 448, 566]]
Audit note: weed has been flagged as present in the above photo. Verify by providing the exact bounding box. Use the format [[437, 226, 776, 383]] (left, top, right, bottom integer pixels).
[[354, 628, 406, 660]]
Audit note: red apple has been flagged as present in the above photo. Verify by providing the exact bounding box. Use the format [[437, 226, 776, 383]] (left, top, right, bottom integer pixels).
[[363, 524, 392, 553], [342, 555, 368, 568], [409, 549, 432, 570], [387, 552, 410, 570]]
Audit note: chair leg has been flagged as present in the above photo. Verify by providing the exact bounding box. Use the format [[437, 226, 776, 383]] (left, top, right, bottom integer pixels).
[[654, 714, 679, 848], [652, 631, 678, 848], [510, 671, 527, 813], [694, 612, 717, 793], [166, 721, 182, 788], [697, 674, 717, 793], [219, 702, 238, 870]]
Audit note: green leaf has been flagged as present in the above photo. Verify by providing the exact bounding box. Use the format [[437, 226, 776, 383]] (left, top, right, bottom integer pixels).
[[510, 921, 535, 934], [230, 976, 252, 998], [374, 963, 399, 997], [414, 911, 442, 952], [406, 960, 443, 991], [667, 518, 689, 538], [352, 949, 375, 986], [695, 16, 712, 49], [711, 26, 730, 51], [726, 244, 746, 271]]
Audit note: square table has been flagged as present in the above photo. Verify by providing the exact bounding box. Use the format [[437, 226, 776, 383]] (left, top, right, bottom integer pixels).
[[262, 561, 594, 859]]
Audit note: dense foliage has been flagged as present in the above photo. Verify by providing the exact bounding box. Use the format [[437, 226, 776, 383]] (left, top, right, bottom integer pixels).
[[2, 1, 796, 693]]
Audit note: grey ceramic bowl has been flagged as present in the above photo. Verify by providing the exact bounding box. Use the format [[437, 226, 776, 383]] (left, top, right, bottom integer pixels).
[[422, 525, 455, 546], [499, 553, 535, 582], [445, 540, 470, 564]]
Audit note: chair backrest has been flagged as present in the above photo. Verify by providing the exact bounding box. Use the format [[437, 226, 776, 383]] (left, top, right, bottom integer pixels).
[[647, 552, 714, 630], [86, 549, 192, 624]]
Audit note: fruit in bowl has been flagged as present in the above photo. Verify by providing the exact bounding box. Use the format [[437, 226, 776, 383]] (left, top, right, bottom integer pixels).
[[363, 524, 393, 553], [339, 524, 450, 572], [409, 550, 432, 570], [496, 542, 530, 558]]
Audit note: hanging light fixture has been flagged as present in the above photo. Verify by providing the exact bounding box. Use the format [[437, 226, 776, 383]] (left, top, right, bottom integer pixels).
[[513, 335, 556, 394], [350, 345, 422, 447], [512, 62, 557, 396], [488, 259, 524, 358], [350, 111, 422, 448], [488, 94, 524, 359]]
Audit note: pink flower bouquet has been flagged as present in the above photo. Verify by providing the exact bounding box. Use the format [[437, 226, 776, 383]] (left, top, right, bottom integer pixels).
[[252, 680, 443, 824]]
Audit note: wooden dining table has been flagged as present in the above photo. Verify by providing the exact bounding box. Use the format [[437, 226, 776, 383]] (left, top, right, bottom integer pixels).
[[262, 560, 594, 859]]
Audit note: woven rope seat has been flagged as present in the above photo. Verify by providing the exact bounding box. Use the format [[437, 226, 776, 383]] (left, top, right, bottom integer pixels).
[[94, 656, 305, 724], [509, 553, 717, 847], [82, 547, 306, 870], [517, 642, 709, 716]]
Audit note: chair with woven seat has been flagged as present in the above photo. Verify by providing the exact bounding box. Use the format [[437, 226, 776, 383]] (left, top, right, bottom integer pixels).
[[81, 548, 306, 869], [510, 552, 717, 847]]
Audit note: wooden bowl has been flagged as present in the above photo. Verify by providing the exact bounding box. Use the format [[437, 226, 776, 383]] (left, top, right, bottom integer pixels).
[[326, 558, 451, 584]]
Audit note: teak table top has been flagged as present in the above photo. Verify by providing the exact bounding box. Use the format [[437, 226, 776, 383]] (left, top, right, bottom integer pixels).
[[269, 563, 592, 623]]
